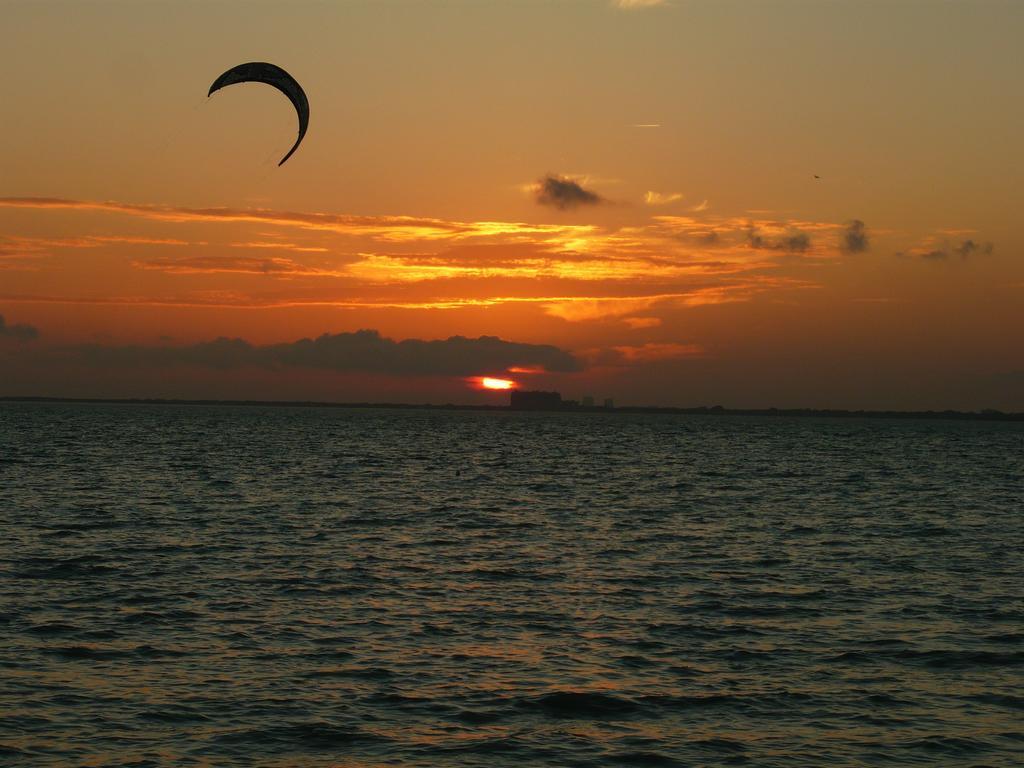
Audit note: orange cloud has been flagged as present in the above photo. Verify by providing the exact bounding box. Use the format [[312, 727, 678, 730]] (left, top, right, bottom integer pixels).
[[612, 342, 703, 362], [542, 295, 669, 321], [132, 255, 343, 277], [623, 316, 662, 329], [1, 234, 190, 250], [0, 196, 833, 325], [229, 242, 329, 253], [0, 197, 593, 245]]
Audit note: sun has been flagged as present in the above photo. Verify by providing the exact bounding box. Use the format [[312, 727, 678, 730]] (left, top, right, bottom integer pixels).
[[480, 377, 516, 390]]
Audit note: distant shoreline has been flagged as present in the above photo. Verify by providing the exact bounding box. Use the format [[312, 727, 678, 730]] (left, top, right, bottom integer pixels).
[[2, 396, 1022, 422]]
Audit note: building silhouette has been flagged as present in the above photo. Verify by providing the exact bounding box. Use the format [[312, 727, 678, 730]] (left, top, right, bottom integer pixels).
[[508, 390, 616, 411], [510, 390, 563, 410]]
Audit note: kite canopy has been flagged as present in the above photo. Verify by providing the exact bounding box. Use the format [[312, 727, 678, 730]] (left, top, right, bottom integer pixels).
[[208, 62, 309, 166]]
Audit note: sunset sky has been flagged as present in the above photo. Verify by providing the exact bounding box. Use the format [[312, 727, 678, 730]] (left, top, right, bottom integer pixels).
[[2, 0, 1022, 409]]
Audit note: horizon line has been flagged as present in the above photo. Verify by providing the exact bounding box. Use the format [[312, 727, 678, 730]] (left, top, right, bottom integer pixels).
[[1, 396, 1021, 422]]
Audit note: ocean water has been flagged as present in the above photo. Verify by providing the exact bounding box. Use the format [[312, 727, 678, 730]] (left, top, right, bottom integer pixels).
[[1, 402, 1022, 767]]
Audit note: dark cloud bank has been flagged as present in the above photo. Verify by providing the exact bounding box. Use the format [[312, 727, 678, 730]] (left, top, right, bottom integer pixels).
[[841, 220, 869, 254], [0, 315, 39, 341], [534, 175, 604, 210], [920, 239, 994, 261], [57, 330, 582, 376], [746, 228, 811, 253]]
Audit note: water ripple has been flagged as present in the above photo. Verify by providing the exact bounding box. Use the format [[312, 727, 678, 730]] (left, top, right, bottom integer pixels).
[[1, 402, 1022, 766]]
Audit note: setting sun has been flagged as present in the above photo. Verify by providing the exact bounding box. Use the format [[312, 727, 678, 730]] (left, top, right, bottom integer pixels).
[[480, 377, 516, 390]]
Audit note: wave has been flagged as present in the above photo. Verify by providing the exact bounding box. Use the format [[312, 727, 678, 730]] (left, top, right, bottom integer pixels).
[[521, 691, 642, 718], [212, 721, 387, 751], [828, 647, 1024, 669]]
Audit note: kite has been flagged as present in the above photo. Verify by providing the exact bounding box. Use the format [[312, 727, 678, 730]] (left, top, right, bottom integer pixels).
[[208, 62, 309, 166]]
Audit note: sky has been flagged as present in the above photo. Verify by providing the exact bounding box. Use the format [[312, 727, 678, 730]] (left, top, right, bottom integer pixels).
[[1, 0, 1022, 409]]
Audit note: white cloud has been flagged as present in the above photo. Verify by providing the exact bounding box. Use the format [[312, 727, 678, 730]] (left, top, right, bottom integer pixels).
[[613, 0, 668, 9], [644, 191, 684, 206]]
